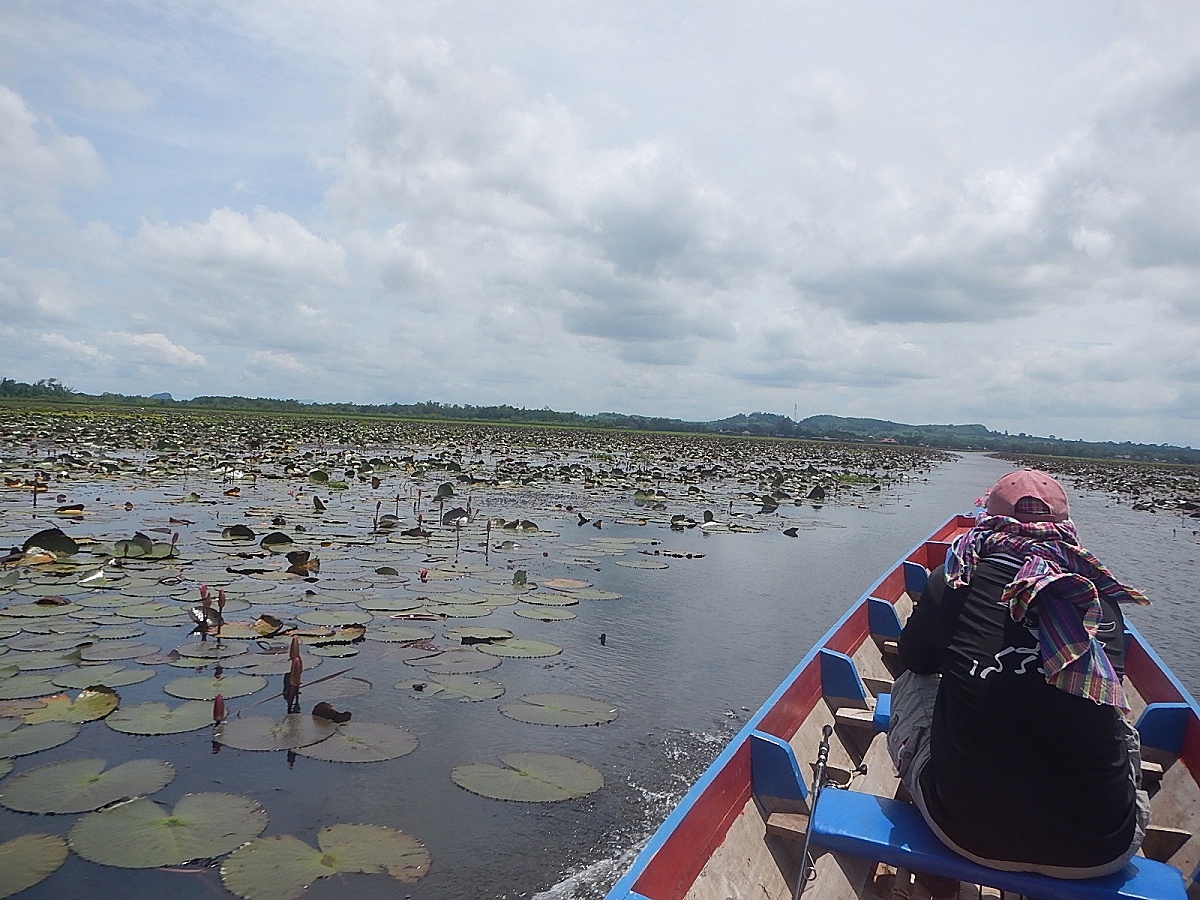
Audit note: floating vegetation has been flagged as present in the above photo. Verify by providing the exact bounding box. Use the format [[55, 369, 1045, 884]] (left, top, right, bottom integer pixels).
[[0, 834, 68, 898], [478, 638, 562, 658], [213, 714, 338, 751], [221, 824, 430, 899], [0, 757, 174, 814], [0, 407, 946, 895], [498, 693, 618, 727], [0, 720, 78, 757], [294, 721, 419, 762], [451, 751, 603, 801], [105, 700, 215, 735], [69, 792, 269, 868], [394, 673, 505, 702]]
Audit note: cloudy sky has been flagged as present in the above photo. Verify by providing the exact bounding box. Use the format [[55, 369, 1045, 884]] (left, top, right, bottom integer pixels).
[[2, 3, 1199, 446]]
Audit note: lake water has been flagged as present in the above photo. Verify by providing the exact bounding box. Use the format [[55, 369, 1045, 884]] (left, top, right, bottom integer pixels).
[[1, 449, 1195, 900]]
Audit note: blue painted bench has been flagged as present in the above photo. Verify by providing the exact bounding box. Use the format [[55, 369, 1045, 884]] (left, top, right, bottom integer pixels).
[[810, 787, 1188, 900], [750, 733, 1187, 899]]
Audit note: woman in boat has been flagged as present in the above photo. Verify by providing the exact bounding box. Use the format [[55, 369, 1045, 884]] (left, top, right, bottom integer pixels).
[[889, 469, 1151, 878]]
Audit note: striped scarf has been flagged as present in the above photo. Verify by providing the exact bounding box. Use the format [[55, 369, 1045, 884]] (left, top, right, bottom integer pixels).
[[945, 515, 1150, 710]]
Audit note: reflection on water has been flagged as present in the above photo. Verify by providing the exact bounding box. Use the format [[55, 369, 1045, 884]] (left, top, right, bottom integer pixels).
[[1, 451, 1195, 900]]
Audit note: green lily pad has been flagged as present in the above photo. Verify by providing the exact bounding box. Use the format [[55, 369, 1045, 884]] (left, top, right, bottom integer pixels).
[[394, 674, 504, 702], [451, 751, 602, 802], [69, 792, 268, 868], [0, 607, 83, 619], [5, 649, 83, 670], [0, 757, 174, 813], [406, 649, 501, 674], [366, 624, 435, 642], [443, 626, 513, 643], [80, 641, 160, 661], [477, 639, 562, 659], [0, 719, 78, 757], [297, 610, 371, 627], [426, 603, 493, 618], [221, 824, 429, 899], [0, 834, 69, 898], [214, 714, 337, 751], [540, 578, 593, 591], [52, 663, 155, 689], [498, 693, 618, 727], [614, 559, 669, 569], [0, 759, 10, 778], [518, 593, 578, 607], [105, 700, 215, 735], [22, 687, 120, 724], [164, 673, 267, 700], [563, 588, 623, 601], [355, 597, 422, 612], [513, 607, 577, 621], [294, 722, 419, 762], [0, 670, 59, 700]]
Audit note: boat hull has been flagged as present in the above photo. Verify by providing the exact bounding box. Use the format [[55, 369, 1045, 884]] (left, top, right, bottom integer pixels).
[[608, 515, 1200, 900]]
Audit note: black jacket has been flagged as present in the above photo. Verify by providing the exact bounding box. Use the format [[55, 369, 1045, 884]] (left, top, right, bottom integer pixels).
[[899, 558, 1138, 868]]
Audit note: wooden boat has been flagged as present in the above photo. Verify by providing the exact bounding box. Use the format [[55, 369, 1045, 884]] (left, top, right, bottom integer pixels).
[[606, 515, 1200, 900]]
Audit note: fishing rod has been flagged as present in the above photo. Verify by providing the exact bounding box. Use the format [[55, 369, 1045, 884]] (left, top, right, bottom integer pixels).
[[794, 724, 833, 900]]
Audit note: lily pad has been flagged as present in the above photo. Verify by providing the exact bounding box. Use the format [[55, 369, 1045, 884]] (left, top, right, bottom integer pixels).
[[394, 674, 504, 702], [443, 626, 513, 643], [0, 719, 79, 757], [406, 649, 502, 674], [214, 714, 337, 751], [518, 593, 578, 607], [614, 559, 669, 569], [22, 528, 79, 557], [52, 663, 155, 689], [478, 639, 562, 659], [221, 824, 429, 900], [0, 671, 59, 700], [540, 578, 593, 591], [498, 693, 618, 727], [514, 607, 577, 621], [22, 687, 120, 724], [105, 700, 215, 735], [451, 751, 602, 802], [297, 610, 371, 627], [0, 834, 68, 898], [69, 792, 268, 868], [365, 624, 435, 642], [0, 757, 174, 813], [163, 673, 267, 700], [294, 722, 419, 762]]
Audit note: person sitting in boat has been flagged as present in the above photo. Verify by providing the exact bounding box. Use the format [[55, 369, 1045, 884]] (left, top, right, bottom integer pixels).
[[889, 469, 1151, 878]]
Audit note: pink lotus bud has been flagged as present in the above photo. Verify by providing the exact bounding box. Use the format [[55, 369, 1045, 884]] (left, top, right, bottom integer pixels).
[[217, 589, 227, 612], [213, 694, 226, 723], [288, 656, 303, 687]]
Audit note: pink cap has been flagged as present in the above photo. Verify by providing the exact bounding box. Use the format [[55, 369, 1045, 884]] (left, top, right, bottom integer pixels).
[[985, 469, 1069, 523]]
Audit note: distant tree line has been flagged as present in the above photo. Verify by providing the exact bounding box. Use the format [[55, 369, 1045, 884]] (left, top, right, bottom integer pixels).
[[3, 375, 1197, 463]]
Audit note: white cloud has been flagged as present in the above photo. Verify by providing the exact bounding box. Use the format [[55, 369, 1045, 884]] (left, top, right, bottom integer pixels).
[[37, 332, 112, 363], [103, 331, 207, 368], [0, 86, 103, 205], [69, 74, 155, 114], [132, 208, 348, 288]]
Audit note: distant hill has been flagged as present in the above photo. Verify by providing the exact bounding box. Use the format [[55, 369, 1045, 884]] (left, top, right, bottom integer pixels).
[[2, 375, 1197, 464]]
